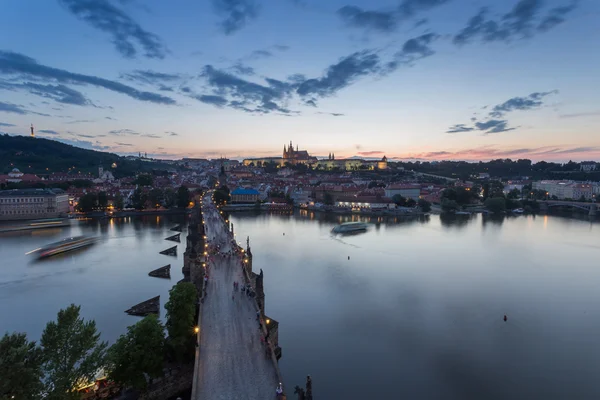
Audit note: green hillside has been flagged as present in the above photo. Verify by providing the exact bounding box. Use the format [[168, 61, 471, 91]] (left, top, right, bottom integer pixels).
[[0, 134, 174, 178]]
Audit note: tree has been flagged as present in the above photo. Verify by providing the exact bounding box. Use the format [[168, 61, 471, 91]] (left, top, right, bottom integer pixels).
[[441, 198, 459, 213], [213, 186, 230, 205], [392, 194, 407, 207], [164, 188, 177, 208], [0, 332, 44, 400], [97, 191, 108, 209], [107, 315, 165, 390], [406, 198, 417, 208], [148, 188, 164, 208], [164, 283, 198, 362], [484, 197, 507, 214], [131, 188, 147, 210], [507, 188, 521, 199], [176, 185, 190, 208], [134, 174, 153, 186], [418, 198, 431, 212], [41, 304, 107, 400], [323, 192, 334, 206], [114, 194, 124, 210], [76, 193, 97, 212]]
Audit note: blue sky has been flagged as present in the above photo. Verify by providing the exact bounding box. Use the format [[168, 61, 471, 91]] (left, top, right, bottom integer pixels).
[[0, 0, 599, 161]]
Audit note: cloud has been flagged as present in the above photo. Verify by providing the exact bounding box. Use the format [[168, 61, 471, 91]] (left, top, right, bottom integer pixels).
[[200, 65, 293, 114], [449, 91, 556, 134], [115, 142, 133, 146], [0, 81, 91, 106], [249, 49, 272, 59], [0, 101, 28, 115], [559, 110, 600, 119], [76, 134, 96, 138], [65, 119, 94, 124], [446, 124, 475, 133], [141, 133, 161, 138], [337, 0, 449, 33], [195, 95, 229, 107], [105, 116, 117, 120], [58, 0, 167, 59], [273, 44, 290, 51], [317, 112, 345, 116], [38, 129, 60, 135], [165, 131, 178, 136], [304, 99, 317, 107], [54, 137, 111, 151], [0, 50, 176, 105], [474, 119, 515, 134], [538, 3, 577, 32], [230, 62, 255, 76], [453, 0, 577, 45], [121, 69, 182, 85], [297, 50, 380, 97], [337, 6, 398, 33], [212, 0, 259, 35], [489, 91, 557, 118], [0, 122, 15, 127], [358, 151, 384, 156], [109, 128, 140, 135], [404, 145, 600, 161]]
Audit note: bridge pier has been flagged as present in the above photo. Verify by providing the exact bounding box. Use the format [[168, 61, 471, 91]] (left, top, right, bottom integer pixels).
[[589, 203, 597, 217]]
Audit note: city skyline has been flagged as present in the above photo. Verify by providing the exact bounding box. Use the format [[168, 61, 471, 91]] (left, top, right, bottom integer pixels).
[[0, 0, 599, 162]]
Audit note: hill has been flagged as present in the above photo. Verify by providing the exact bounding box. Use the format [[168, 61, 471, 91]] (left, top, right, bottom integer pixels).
[[0, 134, 175, 178]]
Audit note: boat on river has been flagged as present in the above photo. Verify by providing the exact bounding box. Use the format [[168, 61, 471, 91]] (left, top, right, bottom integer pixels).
[[0, 218, 70, 233], [332, 222, 368, 234], [29, 235, 97, 258]]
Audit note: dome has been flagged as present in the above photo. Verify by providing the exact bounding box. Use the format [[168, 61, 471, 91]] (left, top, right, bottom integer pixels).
[[11, 168, 20, 172]]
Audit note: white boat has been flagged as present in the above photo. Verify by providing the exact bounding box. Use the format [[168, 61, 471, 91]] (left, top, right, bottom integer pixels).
[[512, 208, 525, 214], [332, 222, 368, 233], [29, 236, 97, 258]]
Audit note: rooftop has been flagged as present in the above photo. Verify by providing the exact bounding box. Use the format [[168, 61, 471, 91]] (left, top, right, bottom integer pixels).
[[0, 188, 65, 196]]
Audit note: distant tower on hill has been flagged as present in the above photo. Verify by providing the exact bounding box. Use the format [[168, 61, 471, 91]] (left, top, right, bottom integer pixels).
[[30, 124, 35, 137]]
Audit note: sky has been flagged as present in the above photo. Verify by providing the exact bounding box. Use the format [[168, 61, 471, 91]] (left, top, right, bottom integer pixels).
[[0, 0, 599, 162]]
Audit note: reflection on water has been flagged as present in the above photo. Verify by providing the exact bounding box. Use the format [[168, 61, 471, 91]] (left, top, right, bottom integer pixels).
[[231, 211, 600, 400], [0, 215, 187, 345]]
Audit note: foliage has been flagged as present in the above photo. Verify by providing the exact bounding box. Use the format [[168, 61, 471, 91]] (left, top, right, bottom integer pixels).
[[213, 186, 230, 205], [164, 283, 198, 362], [263, 161, 278, 173], [0, 134, 172, 177], [177, 185, 190, 208], [76, 193, 97, 212], [441, 198, 459, 213], [107, 315, 165, 390], [148, 188, 164, 208], [134, 174, 153, 187], [482, 181, 505, 200], [164, 188, 177, 208], [418, 198, 431, 212], [113, 194, 124, 210], [131, 188, 147, 210], [97, 191, 108, 209], [507, 188, 521, 199], [41, 304, 107, 400], [392, 194, 406, 207], [323, 192, 334, 206], [484, 197, 507, 214], [0, 332, 44, 400], [406, 198, 417, 208]]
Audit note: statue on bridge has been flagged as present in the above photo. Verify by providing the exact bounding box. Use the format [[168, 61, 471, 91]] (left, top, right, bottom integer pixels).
[[294, 386, 305, 400]]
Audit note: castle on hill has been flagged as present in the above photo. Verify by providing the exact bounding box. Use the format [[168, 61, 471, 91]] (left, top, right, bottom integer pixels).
[[243, 141, 387, 170]]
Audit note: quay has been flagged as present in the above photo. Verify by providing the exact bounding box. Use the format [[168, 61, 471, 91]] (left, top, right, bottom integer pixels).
[[184, 191, 285, 400]]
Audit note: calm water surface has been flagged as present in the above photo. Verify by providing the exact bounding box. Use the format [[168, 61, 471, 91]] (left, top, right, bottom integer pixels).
[[2, 212, 600, 399], [0, 215, 187, 344], [230, 212, 600, 400]]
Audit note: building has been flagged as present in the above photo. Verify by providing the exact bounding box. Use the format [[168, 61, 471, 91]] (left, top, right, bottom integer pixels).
[[531, 180, 596, 200], [335, 196, 395, 210], [581, 162, 597, 172], [0, 168, 42, 184], [384, 184, 421, 201], [242, 141, 387, 170], [0, 188, 69, 220], [230, 188, 260, 203]]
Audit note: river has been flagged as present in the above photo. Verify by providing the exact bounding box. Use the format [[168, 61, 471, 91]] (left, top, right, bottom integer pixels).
[[2, 212, 600, 399], [230, 211, 600, 400], [0, 215, 187, 344]]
